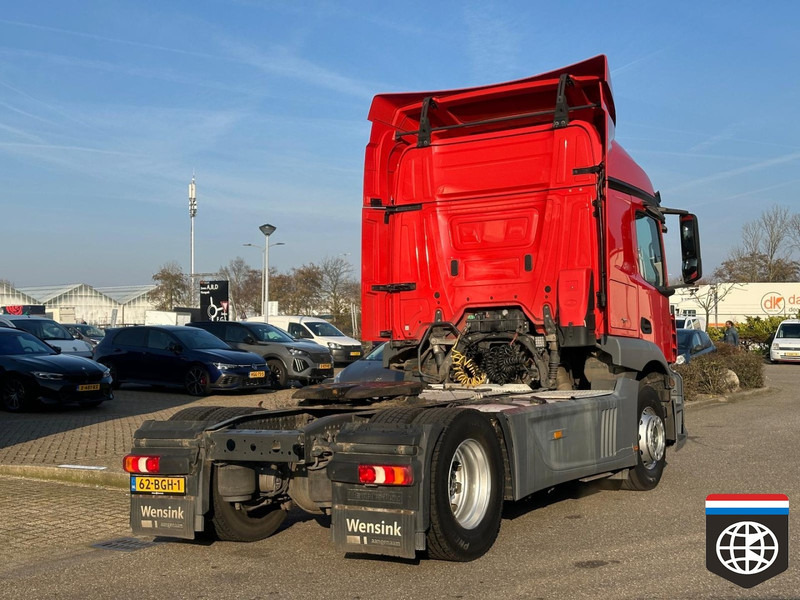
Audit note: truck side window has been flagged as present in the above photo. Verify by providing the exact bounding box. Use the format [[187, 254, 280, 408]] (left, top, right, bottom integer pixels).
[[634, 213, 665, 288]]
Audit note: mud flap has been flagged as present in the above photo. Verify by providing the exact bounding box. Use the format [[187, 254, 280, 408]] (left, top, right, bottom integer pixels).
[[131, 495, 195, 539], [328, 421, 441, 559], [332, 507, 416, 558]]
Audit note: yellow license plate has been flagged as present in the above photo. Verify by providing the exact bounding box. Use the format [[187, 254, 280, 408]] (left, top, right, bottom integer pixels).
[[78, 383, 101, 391], [249, 371, 266, 378], [131, 476, 185, 494], [319, 363, 332, 370], [786, 352, 800, 357], [350, 351, 361, 357]]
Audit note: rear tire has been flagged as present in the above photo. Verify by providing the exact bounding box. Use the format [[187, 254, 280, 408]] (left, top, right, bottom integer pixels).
[[369, 407, 426, 424], [210, 467, 287, 542], [1, 376, 32, 412], [623, 383, 666, 491], [185, 365, 211, 396], [268, 359, 288, 389], [412, 408, 504, 561]]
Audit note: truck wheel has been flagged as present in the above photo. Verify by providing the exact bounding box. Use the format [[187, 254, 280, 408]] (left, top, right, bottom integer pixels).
[[623, 383, 666, 491], [268, 360, 288, 389], [210, 468, 287, 542], [412, 408, 504, 561], [203, 407, 263, 423], [168, 406, 223, 421], [185, 365, 210, 396], [369, 407, 426, 423], [1, 376, 32, 412]]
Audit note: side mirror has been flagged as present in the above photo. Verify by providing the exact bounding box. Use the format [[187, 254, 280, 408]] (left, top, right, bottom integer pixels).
[[244, 335, 255, 344], [168, 342, 183, 354], [680, 214, 702, 284]]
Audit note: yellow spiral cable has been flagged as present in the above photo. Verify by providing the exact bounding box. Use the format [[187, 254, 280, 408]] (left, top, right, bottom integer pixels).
[[450, 350, 486, 387]]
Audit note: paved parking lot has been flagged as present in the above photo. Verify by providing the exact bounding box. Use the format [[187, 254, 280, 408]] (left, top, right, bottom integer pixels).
[[0, 385, 299, 483]]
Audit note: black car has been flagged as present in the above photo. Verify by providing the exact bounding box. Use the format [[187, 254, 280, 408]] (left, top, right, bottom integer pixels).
[[64, 323, 106, 347], [187, 321, 334, 388], [333, 343, 404, 383], [93, 325, 269, 396], [0, 328, 113, 412]]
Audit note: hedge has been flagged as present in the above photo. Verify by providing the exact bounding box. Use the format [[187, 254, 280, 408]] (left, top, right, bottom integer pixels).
[[673, 342, 764, 402]]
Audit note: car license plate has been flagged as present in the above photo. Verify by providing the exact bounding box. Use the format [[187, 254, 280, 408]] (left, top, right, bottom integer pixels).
[[249, 370, 266, 378], [319, 363, 332, 370], [131, 476, 185, 494], [350, 351, 361, 357], [78, 383, 101, 392], [786, 352, 800, 357]]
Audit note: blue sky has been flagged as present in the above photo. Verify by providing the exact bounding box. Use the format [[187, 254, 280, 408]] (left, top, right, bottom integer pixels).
[[1, 1, 799, 287]]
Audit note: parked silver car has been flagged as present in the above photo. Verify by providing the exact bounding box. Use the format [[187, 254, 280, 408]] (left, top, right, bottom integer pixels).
[[186, 321, 334, 388], [0, 315, 94, 358]]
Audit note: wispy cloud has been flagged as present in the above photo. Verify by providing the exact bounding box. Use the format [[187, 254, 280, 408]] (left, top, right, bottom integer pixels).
[[662, 151, 800, 194], [462, 3, 521, 82], [217, 38, 376, 99]]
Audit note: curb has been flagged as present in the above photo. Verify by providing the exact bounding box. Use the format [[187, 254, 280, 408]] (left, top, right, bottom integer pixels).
[[0, 464, 129, 490], [686, 386, 772, 409]]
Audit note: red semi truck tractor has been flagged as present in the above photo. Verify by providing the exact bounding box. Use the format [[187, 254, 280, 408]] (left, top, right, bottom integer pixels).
[[125, 55, 702, 562]]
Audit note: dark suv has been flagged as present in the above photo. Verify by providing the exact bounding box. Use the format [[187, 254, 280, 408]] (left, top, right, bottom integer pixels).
[[187, 321, 333, 388], [93, 325, 269, 396]]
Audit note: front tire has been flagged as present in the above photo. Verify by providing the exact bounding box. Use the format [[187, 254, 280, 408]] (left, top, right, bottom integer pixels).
[[1, 376, 33, 412], [623, 383, 666, 491], [268, 359, 288, 389], [210, 467, 287, 542], [185, 365, 211, 396], [412, 408, 504, 561]]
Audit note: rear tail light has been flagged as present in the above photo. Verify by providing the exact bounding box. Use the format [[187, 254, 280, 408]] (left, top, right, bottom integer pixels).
[[358, 464, 413, 486], [123, 454, 161, 474]]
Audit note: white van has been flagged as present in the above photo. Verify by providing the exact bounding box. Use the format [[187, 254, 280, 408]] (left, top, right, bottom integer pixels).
[[770, 319, 800, 363], [267, 316, 362, 364]]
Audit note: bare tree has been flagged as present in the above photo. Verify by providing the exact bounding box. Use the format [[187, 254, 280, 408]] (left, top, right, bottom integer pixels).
[[151, 261, 191, 310], [713, 205, 800, 282], [319, 256, 360, 334], [270, 264, 324, 315], [687, 283, 740, 327], [218, 257, 261, 318]]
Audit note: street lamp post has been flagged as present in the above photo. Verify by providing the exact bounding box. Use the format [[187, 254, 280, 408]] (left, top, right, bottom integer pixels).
[[244, 239, 285, 320], [259, 224, 277, 321]]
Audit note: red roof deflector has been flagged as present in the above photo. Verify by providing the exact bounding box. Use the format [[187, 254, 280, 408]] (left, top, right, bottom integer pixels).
[[368, 55, 616, 147]]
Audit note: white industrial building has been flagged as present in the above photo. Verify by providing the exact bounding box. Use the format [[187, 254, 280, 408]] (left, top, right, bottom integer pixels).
[[671, 282, 800, 327], [0, 282, 156, 327]]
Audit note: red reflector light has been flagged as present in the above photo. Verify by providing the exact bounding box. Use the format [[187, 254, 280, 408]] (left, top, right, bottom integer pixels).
[[358, 464, 413, 486], [123, 454, 160, 474]]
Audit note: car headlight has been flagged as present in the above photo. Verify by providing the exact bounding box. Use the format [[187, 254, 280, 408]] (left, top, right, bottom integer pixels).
[[771, 343, 779, 350], [33, 371, 64, 380], [212, 362, 237, 370], [102, 369, 111, 378], [288, 348, 309, 357], [328, 342, 342, 350], [674, 355, 686, 365]]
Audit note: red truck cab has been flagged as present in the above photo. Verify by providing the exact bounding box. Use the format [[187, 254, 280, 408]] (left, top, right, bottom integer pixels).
[[361, 55, 701, 389]]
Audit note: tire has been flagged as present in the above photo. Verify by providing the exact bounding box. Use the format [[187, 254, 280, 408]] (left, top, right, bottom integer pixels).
[[185, 365, 211, 396], [623, 383, 667, 491], [210, 467, 287, 542], [268, 359, 288, 389], [412, 408, 504, 561], [203, 407, 263, 424], [369, 407, 426, 424], [102, 361, 121, 390], [168, 406, 224, 421], [1, 376, 33, 412]]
